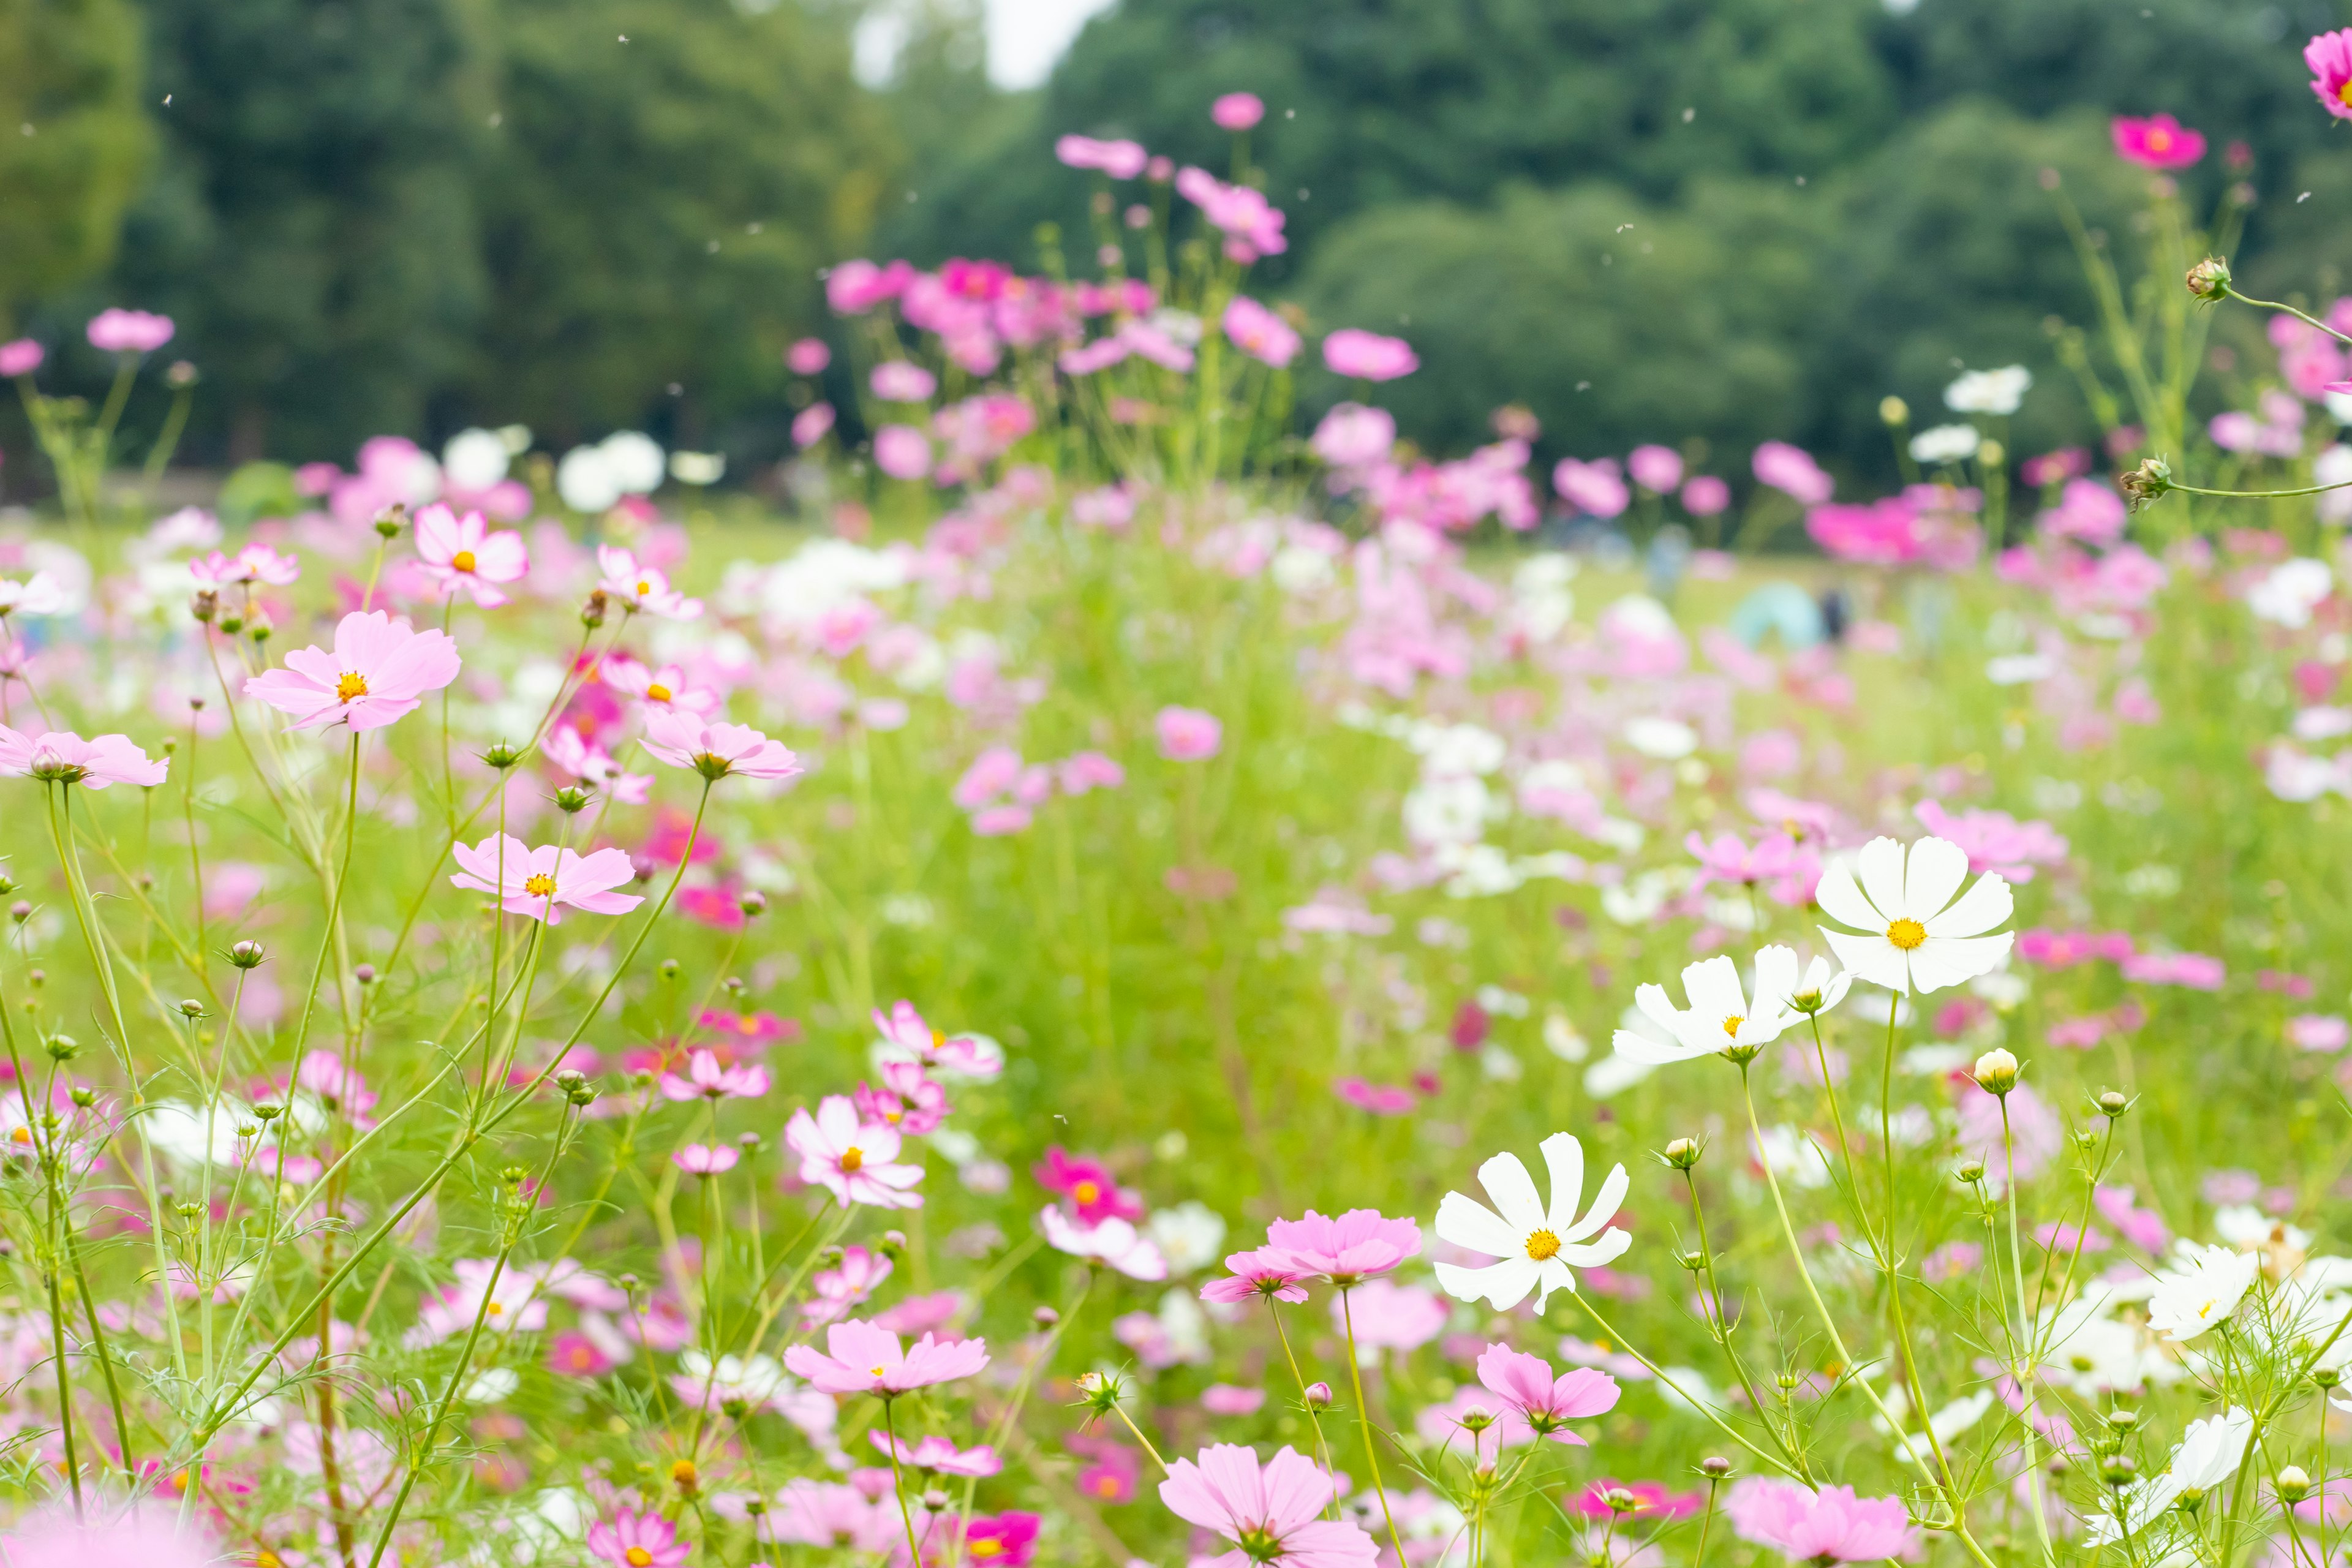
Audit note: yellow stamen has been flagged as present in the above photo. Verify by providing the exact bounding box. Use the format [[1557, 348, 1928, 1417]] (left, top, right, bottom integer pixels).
[[840, 1146, 864, 1172], [486, 1301, 503, 1315], [452, 549, 477, 573], [646, 682, 673, 703], [335, 671, 369, 701], [1721, 1015, 1744, 1038], [636, 579, 653, 596], [971, 1540, 1005, 1558], [1886, 918, 1927, 950], [1073, 1180, 1101, 1205], [626, 1549, 653, 1567], [869, 1363, 888, 1376], [1526, 1229, 1562, 1261], [524, 873, 557, 897]]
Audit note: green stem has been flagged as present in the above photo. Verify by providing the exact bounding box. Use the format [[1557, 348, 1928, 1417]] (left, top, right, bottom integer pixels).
[[1340, 1288, 1408, 1568]]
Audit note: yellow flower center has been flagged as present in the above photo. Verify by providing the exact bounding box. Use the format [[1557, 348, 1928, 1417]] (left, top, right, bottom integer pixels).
[[2147, 129, 2171, 152], [1886, 918, 1928, 951], [2340, 80, 2352, 107], [452, 549, 477, 573], [646, 682, 673, 703], [1073, 1180, 1101, 1205], [524, 873, 557, 897], [1721, 1014, 1744, 1038], [1526, 1229, 1562, 1261], [1091, 1477, 1120, 1497], [840, 1146, 864, 1172], [336, 671, 369, 702], [636, 579, 653, 596], [626, 1549, 653, 1567], [971, 1540, 1005, 1558], [486, 1301, 503, 1315], [8, 1127, 29, 1144], [869, 1363, 889, 1377]]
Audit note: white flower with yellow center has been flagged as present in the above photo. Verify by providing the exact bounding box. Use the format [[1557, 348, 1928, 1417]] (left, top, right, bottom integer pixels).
[[1611, 946, 1804, 1067], [1815, 835, 2013, 995], [2146, 1243, 2260, 1341], [1433, 1133, 1630, 1313]]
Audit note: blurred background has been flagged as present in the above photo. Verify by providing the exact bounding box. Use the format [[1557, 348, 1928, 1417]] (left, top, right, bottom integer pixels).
[[3, 0, 2349, 489]]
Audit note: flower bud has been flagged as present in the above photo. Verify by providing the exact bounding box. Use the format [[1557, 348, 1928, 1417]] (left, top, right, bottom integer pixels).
[[165, 360, 200, 390], [2316, 1365, 2343, 1390], [2185, 255, 2231, 303], [2277, 1466, 2313, 1504], [1678, 1249, 1706, 1272], [374, 502, 409, 539], [481, 742, 523, 770], [1956, 1159, 1986, 1185], [1972, 1048, 2019, 1096], [217, 610, 244, 634], [1603, 1487, 1642, 1515], [178, 998, 205, 1018], [7, 902, 27, 925], [659, 958, 682, 982], [68, 1085, 94, 1108], [2176, 1487, 2207, 1515], [2119, 456, 2174, 511], [1033, 1305, 1060, 1328], [247, 616, 272, 644], [581, 588, 609, 628], [190, 589, 218, 624], [2109, 1408, 2139, 1432], [670, 1458, 698, 1496], [1700, 1457, 1732, 1479], [353, 963, 376, 985], [228, 940, 266, 969], [1303, 1381, 1333, 1411], [740, 889, 769, 918], [1789, 987, 1826, 1014], [881, 1229, 908, 1257], [922, 1488, 951, 1512], [2098, 1090, 2129, 1118], [737, 1131, 761, 1152], [43, 1035, 78, 1062], [1457, 1404, 1494, 1433], [0, 872, 12, 895], [2100, 1454, 2138, 1488], [1661, 1136, 1702, 1170], [253, 1102, 283, 1122], [1879, 396, 1909, 426], [554, 785, 592, 814]]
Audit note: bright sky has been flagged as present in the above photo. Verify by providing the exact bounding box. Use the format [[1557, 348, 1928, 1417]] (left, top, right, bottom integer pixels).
[[854, 0, 1118, 90]]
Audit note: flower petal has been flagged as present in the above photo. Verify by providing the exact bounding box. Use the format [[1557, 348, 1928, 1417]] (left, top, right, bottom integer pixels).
[[1822, 927, 1910, 994], [1923, 870, 2013, 940], [1855, 836, 1909, 920], [1812, 857, 1880, 934], [1907, 933, 2013, 993], [1475, 1152, 1547, 1235], [1902, 835, 1970, 921]]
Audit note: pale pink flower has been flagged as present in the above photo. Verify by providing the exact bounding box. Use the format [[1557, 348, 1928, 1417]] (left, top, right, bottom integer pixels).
[[1199, 1246, 1311, 1305], [543, 726, 652, 804], [587, 1507, 690, 1568], [1212, 92, 1265, 131], [0, 339, 42, 378], [870, 361, 937, 402], [1752, 441, 1834, 505], [1912, 801, 2068, 883], [243, 609, 461, 732], [1055, 135, 1150, 179], [86, 308, 174, 353], [0, 573, 67, 616], [596, 545, 703, 619], [1472, 1344, 1620, 1443], [853, 1060, 948, 1134], [1175, 167, 1287, 260], [786, 337, 832, 375], [786, 1095, 925, 1208], [1267, 1208, 1420, 1285], [409, 1257, 545, 1345], [414, 503, 529, 606], [804, 1245, 895, 1327], [1554, 458, 1629, 519], [869, 1430, 1003, 1476], [673, 1142, 740, 1175], [1041, 1208, 1169, 1280], [1157, 705, 1223, 760], [1682, 475, 1732, 514], [872, 999, 1005, 1079], [0, 1505, 220, 1568], [1627, 444, 1684, 492], [1224, 295, 1301, 368], [783, 1317, 988, 1395], [793, 402, 837, 448], [449, 834, 642, 924], [873, 424, 932, 480], [658, 1047, 771, 1102], [772, 1480, 896, 1550], [597, 653, 719, 716], [0, 726, 168, 788], [1312, 402, 1396, 469], [190, 541, 301, 587], [1159, 1444, 1381, 1568], [639, 707, 803, 782], [1333, 1279, 1449, 1351], [1725, 1479, 1915, 1562], [1322, 328, 1415, 381]]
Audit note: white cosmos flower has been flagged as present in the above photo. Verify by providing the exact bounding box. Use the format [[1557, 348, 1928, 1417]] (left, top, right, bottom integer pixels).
[[1909, 423, 1981, 464], [1815, 835, 2013, 995], [1433, 1133, 1630, 1313], [2146, 1243, 2261, 1341], [1945, 364, 2032, 416], [2086, 1407, 2253, 1544], [1612, 946, 1804, 1066]]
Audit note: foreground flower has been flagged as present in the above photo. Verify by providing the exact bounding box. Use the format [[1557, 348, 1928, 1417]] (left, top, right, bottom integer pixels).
[[639, 707, 803, 782], [1814, 835, 2013, 994], [1472, 1344, 1620, 1442], [2310, 28, 2352, 120], [1726, 1480, 1913, 1562], [0, 726, 168, 788], [1433, 1133, 1630, 1311], [2088, 1409, 2254, 1543], [587, 1506, 690, 1568], [1266, 1208, 1420, 1286], [1612, 947, 1806, 1066], [448, 834, 642, 924], [1200, 1246, 1313, 1305], [1158, 1444, 1381, 1568], [1041, 1207, 1170, 1280], [786, 1095, 924, 1208], [415, 503, 529, 606], [958, 1513, 1042, 1566], [2146, 1243, 2260, 1341], [243, 610, 462, 732], [783, 1317, 988, 1395], [0, 1506, 221, 1568]]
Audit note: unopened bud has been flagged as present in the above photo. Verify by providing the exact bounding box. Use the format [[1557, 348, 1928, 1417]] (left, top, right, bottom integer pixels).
[[43, 1035, 78, 1062], [228, 940, 266, 969], [553, 785, 592, 814], [8, 902, 27, 925], [178, 998, 205, 1018], [1957, 1159, 1986, 1185], [881, 1229, 907, 1257], [2100, 1454, 2138, 1488], [2098, 1090, 2129, 1118], [216, 611, 244, 634], [1701, 1456, 1732, 1479], [581, 589, 609, 628], [190, 589, 218, 624], [1661, 1137, 1701, 1170], [2316, 1365, 2343, 1390], [922, 1488, 951, 1511], [374, 502, 409, 539], [739, 889, 768, 918], [2277, 1466, 2313, 1504], [1972, 1048, 2019, 1095], [1303, 1381, 1333, 1411], [253, 1102, 282, 1122], [659, 958, 681, 981], [2109, 1408, 2140, 1432], [2176, 1487, 2207, 1515], [247, 616, 272, 644], [1879, 396, 1909, 426], [68, 1085, 94, 1108], [2119, 456, 2174, 511], [1457, 1404, 1494, 1433], [1678, 1249, 1706, 1272], [2185, 255, 2231, 303], [1603, 1487, 1642, 1515], [165, 360, 200, 390], [353, 963, 375, 985], [1033, 1305, 1060, 1328], [481, 742, 523, 770]]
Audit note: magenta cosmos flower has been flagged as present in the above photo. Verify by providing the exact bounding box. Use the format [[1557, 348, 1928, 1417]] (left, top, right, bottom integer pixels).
[[1321, 328, 1417, 382], [639, 707, 802, 783], [449, 834, 642, 924], [1266, 1208, 1421, 1286], [1726, 1479, 1914, 1564], [595, 545, 703, 619], [86, 308, 175, 354], [959, 1512, 1041, 1567], [414, 503, 528, 607], [1200, 1246, 1311, 1305], [783, 1317, 988, 1395], [1157, 704, 1223, 760], [2309, 29, 2352, 119], [2111, 114, 2204, 170], [244, 610, 461, 732], [1036, 1145, 1143, 1222], [854, 1060, 948, 1134], [786, 1094, 925, 1208], [587, 1507, 690, 1568], [1473, 1344, 1620, 1443], [0, 727, 168, 788], [1159, 1444, 1381, 1568], [1212, 92, 1265, 131]]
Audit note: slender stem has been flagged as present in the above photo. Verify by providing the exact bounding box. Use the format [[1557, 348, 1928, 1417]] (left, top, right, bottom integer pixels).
[[2222, 286, 2352, 350], [1267, 1300, 1338, 1486], [1340, 1289, 1408, 1568], [1999, 1097, 2057, 1566], [882, 1398, 926, 1566], [45, 1268, 83, 1518]]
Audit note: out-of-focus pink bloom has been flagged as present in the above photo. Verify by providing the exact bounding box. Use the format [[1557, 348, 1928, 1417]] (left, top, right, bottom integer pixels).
[[786, 337, 831, 375], [1059, 750, 1126, 793], [1157, 704, 1223, 760], [1312, 402, 1396, 469], [1200, 1245, 1311, 1305], [2038, 478, 2127, 546], [1335, 1076, 1417, 1114], [2289, 1013, 2351, 1052], [826, 258, 915, 314], [414, 503, 528, 606], [1553, 457, 1629, 519], [1041, 1208, 1169, 1279], [2120, 950, 2226, 989], [1911, 801, 2068, 883], [873, 423, 932, 480], [242, 611, 460, 732], [0, 727, 169, 788], [0, 572, 67, 617], [1267, 1208, 1420, 1285], [595, 545, 703, 619], [2309, 29, 2352, 119], [87, 309, 175, 353], [2022, 448, 2092, 487], [1159, 1444, 1379, 1568], [869, 1430, 1003, 1477], [587, 1507, 690, 1568], [2112, 114, 2205, 169], [1473, 1344, 1619, 1443], [953, 745, 1025, 809], [1569, 1481, 1708, 1520], [658, 1047, 771, 1102], [1752, 441, 1834, 504], [1727, 1480, 1914, 1562], [673, 1142, 740, 1176], [793, 402, 837, 448], [410, 1257, 546, 1344], [870, 361, 937, 403], [786, 1095, 924, 1208], [1335, 1280, 1450, 1351], [191, 541, 301, 587], [853, 1059, 948, 1134], [872, 999, 1004, 1079], [1175, 167, 1287, 260], [1055, 135, 1149, 179], [1224, 295, 1301, 368], [545, 1329, 615, 1378], [1627, 444, 1683, 492], [957, 1513, 1042, 1567], [2094, 1186, 2172, 1253], [1681, 474, 1732, 515], [1416, 1385, 1535, 1461], [600, 654, 720, 717], [0, 1506, 221, 1568], [1212, 92, 1265, 131], [772, 1480, 896, 1550], [0, 340, 43, 377], [804, 1245, 895, 1327], [1957, 1079, 2062, 1189], [2015, 927, 2137, 967], [1322, 328, 1416, 381], [1202, 1384, 1268, 1416], [639, 708, 803, 783], [783, 1317, 987, 1395], [450, 834, 642, 924]]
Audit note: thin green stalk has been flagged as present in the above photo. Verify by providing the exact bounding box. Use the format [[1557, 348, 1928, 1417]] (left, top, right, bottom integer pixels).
[[1340, 1287, 1408, 1568]]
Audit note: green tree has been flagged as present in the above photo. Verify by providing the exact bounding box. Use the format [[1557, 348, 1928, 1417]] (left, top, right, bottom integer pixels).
[[0, 0, 149, 327]]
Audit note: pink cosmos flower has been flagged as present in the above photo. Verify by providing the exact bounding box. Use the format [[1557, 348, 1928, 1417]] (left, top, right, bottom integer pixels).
[[804, 1245, 895, 1327], [782, 1317, 988, 1395], [543, 725, 653, 804], [1036, 1147, 1144, 1223], [1569, 1481, 1708, 1520], [2289, 1013, 2351, 1052], [1158, 705, 1223, 760], [1312, 402, 1396, 469], [872, 1000, 1004, 1079], [587, 1507, 690, 1568], [2309, 29, 2352, 119], [870, 361, 937, 402], [1159, 1444, 1381, 1568], [1752, 441, 1834, 505], [0, 1506, 221, 1568], [1725, 1479, 1914, 1563], [1335, 1280, 1450, 1351], [1267, 1208, 1421, 1286], [1627, 444, 1684, 492], [786, 1095, 925, 1208], [414, 503, 529, 606], [794, 402, 837, 447], [1910, 801, 2068, 883], [786, 337, 832, 375], [2112, 114, 2204, 170], [639, 707, 804, 783], [1554, 458, 1629, 519], [873, 424, 932, 480], [0, 340, 42, 377], [1200, 1246, 1311, 1305], [1056, 135, 1150, 179], [2093, 1185, 2172, 1253], [1472, 1344, 1620, 1443], [243, 610, 461, 732], [868, 1430, 1003, 1477], [853, 1059, 948, 1134], [1224, 295, 1302, 368], [1682, 473, 1732, 514], [959, 1512, 1041, 1567], [0, 572, 66, 617], [1212, 92, 1265, 131], [673, 1142, 740, 1176], [1322, 328, 1417, 382], [190, 541, 301, 587], [595, 545, 703, 619], [0, 726, 169, 788], [1175, 168, 1287, 260], [87, 308, 175, 354], [449, 834, 643, 924], [599, 654, 720, 717], [1041, 1208, 1170, 1279], [773, 1480, 895, 1550], [658, 1047, 771, 1101]]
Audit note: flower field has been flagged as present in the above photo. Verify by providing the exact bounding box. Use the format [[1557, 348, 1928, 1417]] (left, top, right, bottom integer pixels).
[[10, 31, 2352, 1568]]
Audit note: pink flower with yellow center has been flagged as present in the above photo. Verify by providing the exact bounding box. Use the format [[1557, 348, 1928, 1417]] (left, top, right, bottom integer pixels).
[[243, 610, 461, 732]]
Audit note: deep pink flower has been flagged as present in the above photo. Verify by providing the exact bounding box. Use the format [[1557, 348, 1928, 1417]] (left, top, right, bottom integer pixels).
[[1570, 1481, 1708, 1520], [872, 1000, 1003, 1079], [1159, 1444, 1380, 1568], [2309, 30, 2352, 120], [959, 1512, 1041, 1567], [639, 708, 803, 783], [1267, 1208, 1421, 1285], [414, 503, 527, 606], [0, 340, 43, 377], [243, 610, 461, 732], [595, 545, 703, 619], [449, 834, 643, 924], [1175, 167, 1287, 260], [673, 1142, 740, 1176], [783, 1317, 987, 1395], [1725, 1479, 1914, 1563], [854, 1060, 948, 1134], [1472, 1344, 1620, 1443], [0, 726, 168, 788], [1212, 92, 1265, 131], [658, 1047, 771, 1102], [1312, 402, 1395, 469], [2112, 114, 2205, 170], [545, 1329, 615, 1378], [1322, 328, 1416, 381], [1036, 1146, 1143, 1222], [1157, 705, 1223, 760], [86, 309, 174, 354], [1200, 1245, 1311, 1305], [587, 1507, 690, 1568], [786, 1095, 924, 1208]]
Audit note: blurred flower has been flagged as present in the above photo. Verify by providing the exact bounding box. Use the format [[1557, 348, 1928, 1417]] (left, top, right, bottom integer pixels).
[[2308, 29, 2352, 120], [1157, 705, 1223, 760], [0, 339, 42, 377], [673, 1142, 740, 1175], [1322, 327, 1417, 381], [1211, 92, 1265, 131], [1752, 440, 1833, 503], [87, 308, 175, 353], [596, 545, 704, 619], [1944, 365, 2032, 415], [2112, 114, 2206, 169], [1042, 1208, 1170, 1279]]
